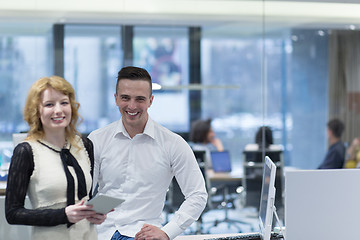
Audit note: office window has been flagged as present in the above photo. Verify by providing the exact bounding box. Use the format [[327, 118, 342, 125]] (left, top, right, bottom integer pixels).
[[201, 29, 328, 168], [201, 33, 263, 165], [0, 35, 51, 140], [64, 25, 123, 133], [286, 29, 329, 169], [0, 33, 51, 166], [0, 24, 329, 171], [133, 26, 190, 132]]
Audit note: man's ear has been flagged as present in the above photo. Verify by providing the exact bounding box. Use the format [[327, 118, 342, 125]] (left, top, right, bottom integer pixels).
[[148, 95, 154, 108], [114, 93, 119, 106]]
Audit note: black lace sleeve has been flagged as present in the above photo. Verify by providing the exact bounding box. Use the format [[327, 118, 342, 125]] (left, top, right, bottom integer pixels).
[[82, 137, 95, 198], [5, 142, 69, 226]]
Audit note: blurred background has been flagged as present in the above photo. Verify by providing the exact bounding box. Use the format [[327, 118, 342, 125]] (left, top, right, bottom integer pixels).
[[1, 0, 360, 173]]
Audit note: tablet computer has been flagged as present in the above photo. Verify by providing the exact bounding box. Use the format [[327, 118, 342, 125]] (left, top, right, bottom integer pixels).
[[85, 194, 125, 214]]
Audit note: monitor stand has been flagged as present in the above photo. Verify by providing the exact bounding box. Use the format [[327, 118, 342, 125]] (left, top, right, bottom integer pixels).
[[273, 206, 286, 240]]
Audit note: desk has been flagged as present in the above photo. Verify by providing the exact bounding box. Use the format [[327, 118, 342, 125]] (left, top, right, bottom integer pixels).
[[208, 169, 242, 182], [207, 169, 242, 192], [175, 233, 244, 240], [0, 181, 6, 195]]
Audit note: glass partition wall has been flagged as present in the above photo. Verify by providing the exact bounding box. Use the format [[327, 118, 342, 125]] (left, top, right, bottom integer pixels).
[[1, 0, 359, 171]]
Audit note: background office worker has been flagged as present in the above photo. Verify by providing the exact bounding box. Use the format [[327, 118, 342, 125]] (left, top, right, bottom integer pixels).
[[344, 137, 360, 168], [254, 126, 273, 149], [88, 66, 208, 240], [190, 118, 224, 152], [318, 118, 346, 169], [189, 118, 224, 169]]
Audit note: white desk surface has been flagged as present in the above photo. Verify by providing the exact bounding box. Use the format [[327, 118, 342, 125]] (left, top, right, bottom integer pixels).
[[0, 181, 6, 195], [175, 233, 244, 240], [207, 169, 243, 181]]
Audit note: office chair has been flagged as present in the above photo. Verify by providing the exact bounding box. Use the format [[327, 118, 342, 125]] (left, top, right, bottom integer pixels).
[[163, 177, 184, 224], [242, 144, 285, 210], [163, 151, 208, 232], [193, 150, 255, 233], [164, 150, 217, 233]]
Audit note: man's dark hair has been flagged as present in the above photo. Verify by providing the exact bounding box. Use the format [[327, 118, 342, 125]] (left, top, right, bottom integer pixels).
[[190, 119, 212, 144], [116, 66, 152, 96], [327, 118, 345, 138]]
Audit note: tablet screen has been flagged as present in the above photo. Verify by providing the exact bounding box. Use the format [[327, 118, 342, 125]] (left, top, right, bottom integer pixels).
[[85, 194, 125, 214]]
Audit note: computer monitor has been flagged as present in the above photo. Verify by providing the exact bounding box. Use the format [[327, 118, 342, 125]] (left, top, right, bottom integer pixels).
[[210, 151, 232, 173], [259, 156, 277, 240]]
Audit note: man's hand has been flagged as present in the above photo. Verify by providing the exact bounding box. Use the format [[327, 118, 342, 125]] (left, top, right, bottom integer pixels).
[[86, 212, 107, 225], [134, 224, 170, 240]]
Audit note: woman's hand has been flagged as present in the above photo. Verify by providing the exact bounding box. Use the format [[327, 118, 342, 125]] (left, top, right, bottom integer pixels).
[[65, 200, 97, 223], [211, 138, 224, 152]]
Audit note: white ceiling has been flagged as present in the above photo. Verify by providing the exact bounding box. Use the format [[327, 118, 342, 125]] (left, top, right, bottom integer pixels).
[[1, 0, 360, 35]]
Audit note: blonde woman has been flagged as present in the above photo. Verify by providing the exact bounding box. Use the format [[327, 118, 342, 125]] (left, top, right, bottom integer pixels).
[[5, 76, 106, 239]]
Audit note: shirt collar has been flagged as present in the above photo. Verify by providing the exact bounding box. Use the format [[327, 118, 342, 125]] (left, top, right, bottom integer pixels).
[[115, 117, 155, 140]]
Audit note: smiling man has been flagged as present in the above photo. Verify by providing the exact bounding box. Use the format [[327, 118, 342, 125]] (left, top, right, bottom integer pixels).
[[88, 66, 208, 240]]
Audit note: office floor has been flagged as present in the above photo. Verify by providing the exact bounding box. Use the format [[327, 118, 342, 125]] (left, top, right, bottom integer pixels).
[[164, 202, 286, 237], [196, 207, 260, 235], [164, 206, 261, 237]]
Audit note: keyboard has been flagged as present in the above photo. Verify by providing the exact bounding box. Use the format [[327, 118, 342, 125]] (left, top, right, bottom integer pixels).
[[204, 232, 283, 240]]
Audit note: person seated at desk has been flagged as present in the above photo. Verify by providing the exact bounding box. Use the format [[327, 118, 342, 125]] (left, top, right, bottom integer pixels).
[[318, 118, 346, 169], [244, 126, 283, 152], [255, 126, 273, 149], [189, 118, 224, 168], [344, 137, 360, 168]]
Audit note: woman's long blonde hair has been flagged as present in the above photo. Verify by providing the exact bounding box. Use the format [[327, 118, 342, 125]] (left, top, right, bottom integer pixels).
[[24, 76, 82, 147]]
